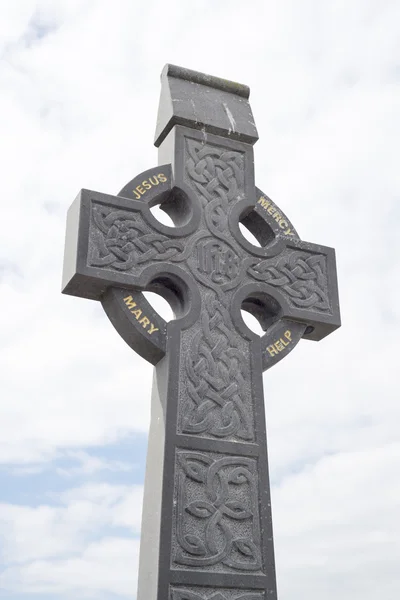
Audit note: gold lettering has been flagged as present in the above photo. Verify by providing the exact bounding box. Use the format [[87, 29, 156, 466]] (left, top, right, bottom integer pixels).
[[148, 176, 159, 186], [142, 180, 151, 190], [284, 228, 295, 236], [158, 173, 167, 183], [139, 316, 150, 328], [123, 298, 160, 336], [267, 330, 293, 358], [257, 197, 295, 235], [136, 185, 145, 195], [257, 196, 270, 209], [124, 296, 137, 310], [133, 189, 141, 200], [267, 345, 278, 357]]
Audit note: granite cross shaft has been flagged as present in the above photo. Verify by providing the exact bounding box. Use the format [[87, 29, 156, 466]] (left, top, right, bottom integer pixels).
[[62, 65, 340, 600]]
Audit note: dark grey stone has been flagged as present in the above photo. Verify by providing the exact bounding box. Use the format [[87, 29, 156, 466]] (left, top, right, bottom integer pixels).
[[62, 64, 341, 600]]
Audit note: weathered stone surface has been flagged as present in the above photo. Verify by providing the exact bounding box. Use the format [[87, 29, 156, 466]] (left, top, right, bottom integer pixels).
[[62, 64, 341, 600]]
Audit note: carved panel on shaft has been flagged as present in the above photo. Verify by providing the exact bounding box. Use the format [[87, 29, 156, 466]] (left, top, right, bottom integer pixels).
[[170, 587, 265, 600], [173, 451, 263, 573], [180, 138, 255, 442], [179, 292, 254, 441]]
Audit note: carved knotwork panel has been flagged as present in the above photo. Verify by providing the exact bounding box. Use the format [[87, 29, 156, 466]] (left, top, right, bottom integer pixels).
[[185, 139, 245, 240], [179, 292, 254, 442], [186, 140, 244, 207], [170, 587, 264, 600], [88, 203, 189, 272], [248, 250, 331, 313], [172, 450, 263, 573]]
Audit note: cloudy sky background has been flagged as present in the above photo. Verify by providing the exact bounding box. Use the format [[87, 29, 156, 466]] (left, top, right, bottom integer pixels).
[[0, 0, 399, 598]]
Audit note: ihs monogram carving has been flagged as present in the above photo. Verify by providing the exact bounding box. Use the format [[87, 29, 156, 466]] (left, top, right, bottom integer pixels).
[[171, 588, 264, 600], [248, 250, 331, 312], [196, 238, 241, 287], [174, 451, 262, 572], [89, 204, 189, 271], [181, 293, 253, 441], [189, 235, 243, 296]]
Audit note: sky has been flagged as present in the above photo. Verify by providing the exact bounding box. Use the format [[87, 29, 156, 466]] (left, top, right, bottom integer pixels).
[[0, 0, 399, 598]]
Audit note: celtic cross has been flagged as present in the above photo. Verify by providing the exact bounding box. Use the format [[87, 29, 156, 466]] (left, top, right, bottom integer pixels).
[[62, 65, 340, 600]]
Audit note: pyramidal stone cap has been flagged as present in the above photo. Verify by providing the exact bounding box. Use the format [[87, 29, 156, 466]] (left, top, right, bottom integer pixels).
[[154, 64, 259, 147]]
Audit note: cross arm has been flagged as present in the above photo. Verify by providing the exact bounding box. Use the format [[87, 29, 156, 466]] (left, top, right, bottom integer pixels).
[[62, 188, 193, 301], [245, 238, 341, 342]]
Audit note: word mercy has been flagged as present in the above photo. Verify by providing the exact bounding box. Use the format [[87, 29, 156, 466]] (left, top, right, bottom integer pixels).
[[257, 196, 295, 236], [132, 173, 167, 199], [267, 330, 292, 357], [123, 296, 159, 335]]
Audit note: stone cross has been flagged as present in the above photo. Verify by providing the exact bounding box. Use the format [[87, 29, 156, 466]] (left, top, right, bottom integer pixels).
[[62, 65, 340, 600]]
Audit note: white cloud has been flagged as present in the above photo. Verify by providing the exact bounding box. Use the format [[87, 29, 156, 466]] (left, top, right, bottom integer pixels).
[[1, 537, 140, 598], [55, 450, 133, 477], [0, 482, 143, 596], [273, 444, 400, 598]]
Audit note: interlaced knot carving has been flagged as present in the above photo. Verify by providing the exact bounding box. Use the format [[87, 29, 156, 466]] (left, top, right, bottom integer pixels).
[[186, 140, 244, 232], [89, 205, 187, 271], [248, 251, 331, 312], [175, 452, 262, 572], [171, 589, 263, 600], [182, 293, 253, 441]]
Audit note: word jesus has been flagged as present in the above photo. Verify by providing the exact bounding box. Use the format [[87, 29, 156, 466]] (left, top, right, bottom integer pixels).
[[132, 173, 167, 199]]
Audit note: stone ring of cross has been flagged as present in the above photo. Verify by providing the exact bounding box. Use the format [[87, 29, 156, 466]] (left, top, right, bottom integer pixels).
[[62, 65, 341, 600], [87, 156, 336, 373]]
